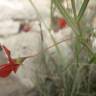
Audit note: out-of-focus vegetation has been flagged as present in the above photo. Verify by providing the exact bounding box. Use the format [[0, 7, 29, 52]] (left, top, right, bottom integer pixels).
[[28, 0, 96, 96]]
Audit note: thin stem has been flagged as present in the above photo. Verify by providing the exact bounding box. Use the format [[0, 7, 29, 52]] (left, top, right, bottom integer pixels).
[[71, 0, 77, 19], [15, 37, 72, 60], [77, 0, 90, 22], [29, 0, 65, 64]]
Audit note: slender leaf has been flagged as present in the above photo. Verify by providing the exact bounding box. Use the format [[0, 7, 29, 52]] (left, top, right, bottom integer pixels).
[[71, 0, 77, 19], [77, 0, 90, 22]]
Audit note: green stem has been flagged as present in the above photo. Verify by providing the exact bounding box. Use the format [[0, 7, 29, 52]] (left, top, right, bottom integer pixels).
[[77, 0, 90, 22], [29, 0, 65, 65], [71, 0, 77, 19]]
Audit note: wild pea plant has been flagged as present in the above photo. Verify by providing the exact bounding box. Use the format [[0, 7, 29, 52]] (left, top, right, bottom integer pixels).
[[29, 0, 96, 96]]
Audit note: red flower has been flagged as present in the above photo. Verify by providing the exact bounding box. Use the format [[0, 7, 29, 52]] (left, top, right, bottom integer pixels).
[[57, 18, 67, 29], [52, 17, 67, 32], [0, 63, 19, 77], [0, 45, 20, 78]]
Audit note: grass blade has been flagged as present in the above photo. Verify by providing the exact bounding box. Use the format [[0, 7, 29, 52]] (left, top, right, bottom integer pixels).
[[71, 0, 77, 19], [77, 0, 90, 22]]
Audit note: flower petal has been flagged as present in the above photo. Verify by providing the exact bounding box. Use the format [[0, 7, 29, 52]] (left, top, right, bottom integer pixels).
[[12, 64, 20, 73], [1, 45, 10, 59], [0, 64, 12, 78], [57, 18, 67, 29]]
